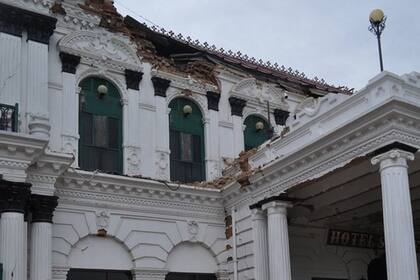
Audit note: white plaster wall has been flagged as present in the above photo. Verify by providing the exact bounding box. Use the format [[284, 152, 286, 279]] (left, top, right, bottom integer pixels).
[[52, 204, 227, 272], [166, 243, 218, 273]]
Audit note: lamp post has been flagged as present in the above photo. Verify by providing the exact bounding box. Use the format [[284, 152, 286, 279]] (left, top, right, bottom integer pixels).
[[369, 9, 387, 72]]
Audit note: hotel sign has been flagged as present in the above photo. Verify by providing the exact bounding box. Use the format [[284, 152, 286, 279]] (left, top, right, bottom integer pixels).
[[327, 229, 385, 249]]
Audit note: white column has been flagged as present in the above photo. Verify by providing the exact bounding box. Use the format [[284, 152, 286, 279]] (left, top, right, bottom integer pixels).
[[205, 109, 221, 180], [124, 88, 142, 176], [29, 194, 58, 280], [30, 223, 52, 280], [61, 72, 79, 157], [232, 115, 244, 157], [154, 95, 170, 180], [371, 149, 419, 280], [0, 212, 26, 280], [251, 208, 269, 280], [262, 201, 292, 280], [27, 41, 50, 139]]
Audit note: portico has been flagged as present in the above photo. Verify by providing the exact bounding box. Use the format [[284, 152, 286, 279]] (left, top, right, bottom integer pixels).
[[224, 71, 420, 279]]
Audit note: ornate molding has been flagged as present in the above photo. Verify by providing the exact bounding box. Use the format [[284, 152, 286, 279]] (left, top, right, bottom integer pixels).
[[206, 91, 220, 111], [59, 52, 81, 74], [30, 194, 58, 223], [229, 97, 247, 117], [59, 31, 141, 73], [0, 2, 56, 44], [0, 179, 31, 213], [151, 76, 171, 97], [125, 69, 143, 90], [132, 269, 168, 280]]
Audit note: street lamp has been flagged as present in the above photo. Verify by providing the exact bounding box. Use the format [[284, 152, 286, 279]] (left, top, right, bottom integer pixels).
[[369, 9, 387, 72]]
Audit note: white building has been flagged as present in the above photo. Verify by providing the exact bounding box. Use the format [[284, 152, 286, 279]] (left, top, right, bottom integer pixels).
[[0, 1, 419, 280]]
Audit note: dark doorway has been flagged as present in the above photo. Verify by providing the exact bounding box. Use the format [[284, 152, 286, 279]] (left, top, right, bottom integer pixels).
[[67, 269, 132, 280], [165, 272, 216, 280], [367, 255, 387, 280]]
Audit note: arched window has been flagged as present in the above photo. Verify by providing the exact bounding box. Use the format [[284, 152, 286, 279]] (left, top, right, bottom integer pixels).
[[169, 98, 205, 183], [78, 77, 123, 174], [243, 115, 270, 150]]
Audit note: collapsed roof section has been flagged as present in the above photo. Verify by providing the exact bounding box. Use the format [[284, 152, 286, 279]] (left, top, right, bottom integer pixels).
[[73, 0, 354, 96]]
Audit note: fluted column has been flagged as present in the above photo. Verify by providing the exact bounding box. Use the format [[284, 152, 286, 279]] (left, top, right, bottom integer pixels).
[[262, 201, 292, 280], [251, 208, 269, 280], [372, 148, 419, 280], [229, 97, 246, 157], [0, 180, 31, 280], [30, 194, 58, 280]]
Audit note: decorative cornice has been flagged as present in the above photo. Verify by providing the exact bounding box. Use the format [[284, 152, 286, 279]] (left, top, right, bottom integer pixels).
[[125, 69, 143, 90], [30, 194, 58, 223], [229, 96, 247, 117], [151, 76, 171, 97], [206, 91, 221, 111], [0, 179, 31, 213], [0, 2, 57, 44], [274, 109, 290, 126], [132, 269, 168, 280], [59, 52, 81, 74]]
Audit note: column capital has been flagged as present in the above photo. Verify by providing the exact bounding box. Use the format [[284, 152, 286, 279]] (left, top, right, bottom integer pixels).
[[151, 76, 171, 97], [125, 69, 143, 90], [250, 207, 266, 220], [30, 194, 58, 223], [274, 109, 290, 126], [206, 91, 221, 111], [132, 268, 168, 280], [59, 52, 80, 74], [0, 179, 31, 213], [371, 149, 414, 170], [228, 96, 247, 117], [262, 200, 292, 215]]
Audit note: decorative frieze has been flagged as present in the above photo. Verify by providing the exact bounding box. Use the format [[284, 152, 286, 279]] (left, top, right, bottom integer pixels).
[[0, 2, 56, 44], [30, 194, 58, 223], [59, 52, 81, 74], [206, 91, 221, 111], [152, 76, 171, 97], [228, 97, 247, 117], [125, 69, 143, 90], [0, 179, 31, 213]]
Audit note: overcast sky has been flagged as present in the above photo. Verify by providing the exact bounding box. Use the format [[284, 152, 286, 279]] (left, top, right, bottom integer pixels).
[[114, 0, 420, 90]]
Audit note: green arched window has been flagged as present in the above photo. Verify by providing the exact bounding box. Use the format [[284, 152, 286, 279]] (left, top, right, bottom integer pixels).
[[78, 77, 123, 174], [244, 115, 270, 150], [169, 98, 205, 183]]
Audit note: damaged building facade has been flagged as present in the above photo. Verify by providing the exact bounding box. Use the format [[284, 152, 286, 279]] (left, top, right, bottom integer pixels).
[[0, 0, 420, 280]]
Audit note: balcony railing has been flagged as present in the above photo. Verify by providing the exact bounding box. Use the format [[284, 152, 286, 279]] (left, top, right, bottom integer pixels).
[[0, 103, 18, 132]]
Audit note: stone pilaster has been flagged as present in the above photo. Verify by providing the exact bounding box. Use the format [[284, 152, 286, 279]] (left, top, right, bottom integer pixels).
[[30, 195, 58, 280], [250, 208, 269, 280], [372, 148, 419, 280], [0, 180, 31, 280], [262, 200, 292, 280]]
